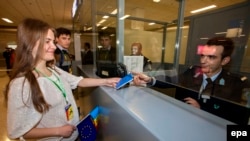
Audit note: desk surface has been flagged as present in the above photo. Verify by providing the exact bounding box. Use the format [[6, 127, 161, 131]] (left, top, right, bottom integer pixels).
[[77, 65, 233, 141]]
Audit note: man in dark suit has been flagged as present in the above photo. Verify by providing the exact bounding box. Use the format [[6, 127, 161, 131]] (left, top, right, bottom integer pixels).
[[54, 27, 73, 73], [81, 42, 93, 65], [96, 32, 116, 62], [134, 36, 249, 108]]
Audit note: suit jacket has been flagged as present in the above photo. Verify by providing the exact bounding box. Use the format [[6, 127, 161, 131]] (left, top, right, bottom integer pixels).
[[97, 46, 116, 62], [142, 55, 152, 70], [54, 47, 72, 72], [81, 50, 93, 65], [154, 66, 249, 103]]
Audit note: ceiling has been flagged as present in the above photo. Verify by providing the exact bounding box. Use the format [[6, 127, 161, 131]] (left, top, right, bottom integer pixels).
[[0, 0, 247, 32], [0, 0, 74, 30]]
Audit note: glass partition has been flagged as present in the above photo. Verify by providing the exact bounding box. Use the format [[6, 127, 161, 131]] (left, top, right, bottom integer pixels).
[[75, 0, 250, 123], [123, 0, 180, 69]]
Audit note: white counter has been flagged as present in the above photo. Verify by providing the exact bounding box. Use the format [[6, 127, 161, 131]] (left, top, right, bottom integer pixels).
[[77, 65, 233, 141]]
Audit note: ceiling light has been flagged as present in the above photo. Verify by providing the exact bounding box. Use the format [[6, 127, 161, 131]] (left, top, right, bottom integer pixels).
[[119, 15, 130, 20], [87, 27, 92, 30], [101, 26, 108, 30], [2, 18, 13, 23], [7, 45, 17, 49], [167, 25, 189, 30], [103, 15, 109, 19], [153, 0, 161, 3], [111, 9, 117, 15], [191, 5, 216, 13], [98, 19, 106, 24], [148, 22, 155, 25]]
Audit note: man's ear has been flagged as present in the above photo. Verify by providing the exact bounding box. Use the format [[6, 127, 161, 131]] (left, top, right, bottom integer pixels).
[[221, 56, 230, 66]]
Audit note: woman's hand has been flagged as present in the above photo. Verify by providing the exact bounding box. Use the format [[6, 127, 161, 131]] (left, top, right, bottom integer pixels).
[[104, 77, 121, 88], [57, 124, 76, 138]]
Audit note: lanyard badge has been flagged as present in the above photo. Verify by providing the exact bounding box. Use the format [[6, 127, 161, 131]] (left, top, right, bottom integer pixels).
[[65, 103, 74, 121], [34, 68, 74, 121]]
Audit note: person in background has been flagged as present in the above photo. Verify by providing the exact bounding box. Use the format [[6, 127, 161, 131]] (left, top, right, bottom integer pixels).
[[81, 42, 93, 65], [96, 32, 116, 62], [54, 27, 74, 73], [131, 42, 152, 71], [133, 36, 249, 108], [5, 18, 120, 141], [2, 47, 15, 76]]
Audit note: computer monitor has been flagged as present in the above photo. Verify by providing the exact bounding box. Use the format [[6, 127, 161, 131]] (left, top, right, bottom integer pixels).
[[96, 61, 127, 78]]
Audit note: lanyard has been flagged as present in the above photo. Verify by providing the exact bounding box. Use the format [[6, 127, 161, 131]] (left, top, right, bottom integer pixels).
[[35, 68, 69, 103]]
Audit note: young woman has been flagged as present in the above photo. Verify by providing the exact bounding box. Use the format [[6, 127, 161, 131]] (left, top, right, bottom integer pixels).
[[5, 18, 120, 141]]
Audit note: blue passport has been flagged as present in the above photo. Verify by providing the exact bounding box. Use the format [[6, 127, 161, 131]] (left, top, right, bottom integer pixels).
[[116, 73, 134, 89]]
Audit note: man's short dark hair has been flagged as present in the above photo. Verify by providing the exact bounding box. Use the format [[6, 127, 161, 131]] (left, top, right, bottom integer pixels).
[[55, 27, 71, 37], [84, 42, 91, 49], [98, 32, 111, 40], [206, 36, 234, 59]]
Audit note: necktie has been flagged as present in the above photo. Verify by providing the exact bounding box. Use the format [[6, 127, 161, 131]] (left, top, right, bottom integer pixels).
[[203, 78, 213, 95]]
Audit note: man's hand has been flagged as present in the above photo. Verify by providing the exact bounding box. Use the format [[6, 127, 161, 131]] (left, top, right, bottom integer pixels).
[[132, 72, 151, 85], [184, 97, 201, 108]]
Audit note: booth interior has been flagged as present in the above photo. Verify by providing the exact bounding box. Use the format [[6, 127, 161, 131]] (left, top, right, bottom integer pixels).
[[76, 65, 235, 141], [70, 0, 250, 140], [73, 0, 250, 124], [0, 0, 250, 141]]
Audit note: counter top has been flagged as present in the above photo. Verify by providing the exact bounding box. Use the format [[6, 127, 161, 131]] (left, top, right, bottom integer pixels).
[[77, 65, 233, 141]]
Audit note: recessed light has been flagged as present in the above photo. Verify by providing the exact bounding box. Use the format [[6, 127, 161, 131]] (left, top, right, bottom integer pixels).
[[119, 15, 130, 20], [101, 26, 108, 30], [191, 5, 217, 13], [103, 15, 109, 19], [111, 9, 117, 14], [2, 18, 13, 23], [153, 0, 161, 3]]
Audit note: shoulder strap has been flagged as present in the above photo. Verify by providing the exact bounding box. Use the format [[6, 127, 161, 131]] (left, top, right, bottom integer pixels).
[[55, 47, 64, 67], [59, 50, 65, 67]]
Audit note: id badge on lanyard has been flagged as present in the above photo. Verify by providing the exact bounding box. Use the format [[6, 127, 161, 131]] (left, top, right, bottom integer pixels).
[[65, 103, 74, 121], [35, 68, 75, 121]]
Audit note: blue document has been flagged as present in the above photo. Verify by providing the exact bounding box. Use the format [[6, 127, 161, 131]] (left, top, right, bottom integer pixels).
[[116, 73, 134, 89]]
